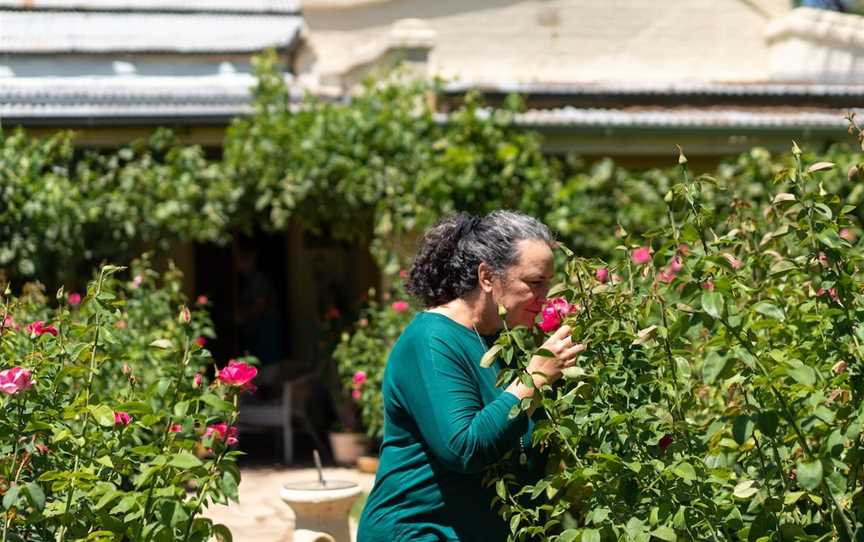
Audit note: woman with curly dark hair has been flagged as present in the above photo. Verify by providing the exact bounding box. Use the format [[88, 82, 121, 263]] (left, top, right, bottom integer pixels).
[[358, 210, 585, 541]]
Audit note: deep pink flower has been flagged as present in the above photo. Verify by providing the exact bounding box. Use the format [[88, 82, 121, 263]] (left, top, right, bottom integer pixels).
[[399, 269, 409, 279], [352, 389, 362, 400], [26, 321, 58, 337], [0, 367, 33, 395], [538, 297, 576, 333], [114, 411, 132, 426], [217, 360, 257, 387], [818, 252, 829, 268], [659, 434, 674, 453], [391, 300, 410, 313], [67, 292, 81, 306], [206, 423, 238, 446], [352, 371, 367, 386], [631, 247, 652, 265], [841, 228, 857, 243], [195, 336, 206, 347], [193, 373, 203, 388], [702, 281, 715, 291], [169, 424, 182, 433], [196, 295, 209, 306], [595, 268, 609, 283], [669, 256, 683, 273]]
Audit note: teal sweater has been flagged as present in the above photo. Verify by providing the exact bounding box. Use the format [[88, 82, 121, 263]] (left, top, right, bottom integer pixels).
[[357, 312, 543, 542]]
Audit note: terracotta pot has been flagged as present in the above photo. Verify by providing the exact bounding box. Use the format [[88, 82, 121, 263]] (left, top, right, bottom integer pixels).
[[356, 455, 379, 474], [328, 432, 367, 467]]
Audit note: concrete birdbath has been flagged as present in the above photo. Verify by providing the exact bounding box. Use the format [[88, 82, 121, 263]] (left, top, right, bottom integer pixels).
[[280, 451, 362, 542]]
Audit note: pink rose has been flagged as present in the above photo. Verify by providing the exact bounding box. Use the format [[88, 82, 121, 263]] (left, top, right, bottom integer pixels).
[[657, 268, 676, 284], [841, 228, 857, 243], [67, 292, 81, 306], [26, 321, 58, 337], [217, 360, 257, 387], [631, 247, 652, 265], [669, 256, 683, 273], [205, 423, 238, 446], [352, 389, 362, 400], [1, 315, 15, 331], [391, 300, 410, 313], [193, 373, 203, 388], [538, 297, 576, 333], [196, 295, 209, 306], [399, 269, 409, 279], [595, 268, 609, 284], [352, 371, 367, 386], [114, 411, 132, 426], [132, 275, 143, 289], [0, 367, 33, 395], [169, 424, 182, 433], [195, 336, 206, 347], [702, 281, 715, 291], [818, 252, 829, 268]]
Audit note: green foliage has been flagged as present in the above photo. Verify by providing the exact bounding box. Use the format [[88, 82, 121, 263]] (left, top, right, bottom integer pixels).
[[486, 146, 864, 540], [0, 259, 249, 541], [332, 278, 415, 439], [0, 128, 238, 284]]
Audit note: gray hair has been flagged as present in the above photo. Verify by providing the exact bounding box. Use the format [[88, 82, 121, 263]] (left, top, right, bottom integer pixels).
[[405, 210, 555, 307]]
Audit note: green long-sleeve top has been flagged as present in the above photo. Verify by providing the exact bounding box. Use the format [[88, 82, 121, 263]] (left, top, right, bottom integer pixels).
[[357, 312, 544, 542]]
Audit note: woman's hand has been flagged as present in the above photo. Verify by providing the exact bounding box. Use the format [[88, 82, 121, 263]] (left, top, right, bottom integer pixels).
[[507, 325, 586, 400], [528, 325, 585, 386]]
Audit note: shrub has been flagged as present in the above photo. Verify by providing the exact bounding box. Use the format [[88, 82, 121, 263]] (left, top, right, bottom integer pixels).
[[0, 259, 253, 541], [488, 146, 864, 540]]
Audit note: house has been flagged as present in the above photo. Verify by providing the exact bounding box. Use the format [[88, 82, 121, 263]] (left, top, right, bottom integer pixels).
[[298, 0, 864, 163]]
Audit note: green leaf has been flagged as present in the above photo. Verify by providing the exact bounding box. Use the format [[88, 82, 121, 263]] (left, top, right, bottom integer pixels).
[[786, 365, 816, 387], [558, 530, 578, 542], [701, 291, 724, 319], [24, 482, 45, 511], [168, 453, 203, 469], [200, 393, 233, 412], [581, 529, 601, 542], [149, 338, 173, 349], [2, 486, 21, 509], [796, 460, 823, 491], [652, 526, 677, 541], [480, 344, 503, 368], [733, 479, 758, 499], [732, 416, 754, 445], [753, 302, 784, 321], [671, 462, 696, 483], [90, 405, 116, 427], [701, 350, 731, 384]]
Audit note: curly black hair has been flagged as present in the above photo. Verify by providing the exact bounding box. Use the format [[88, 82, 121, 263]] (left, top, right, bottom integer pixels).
[[405, 211, 554, 307]]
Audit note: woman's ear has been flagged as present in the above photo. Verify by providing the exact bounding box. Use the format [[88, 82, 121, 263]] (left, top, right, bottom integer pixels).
[[477, 262, 495, 293]]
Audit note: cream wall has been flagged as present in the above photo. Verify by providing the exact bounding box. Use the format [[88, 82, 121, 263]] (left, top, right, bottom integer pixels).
[[301, 0, 792, 85]]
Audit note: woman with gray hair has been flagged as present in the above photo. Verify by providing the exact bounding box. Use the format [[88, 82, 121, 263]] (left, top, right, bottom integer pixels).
[[358, 211, 585, 541]]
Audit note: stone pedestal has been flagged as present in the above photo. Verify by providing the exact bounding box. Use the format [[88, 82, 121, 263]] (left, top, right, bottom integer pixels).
[[281, 480, 362, 542]]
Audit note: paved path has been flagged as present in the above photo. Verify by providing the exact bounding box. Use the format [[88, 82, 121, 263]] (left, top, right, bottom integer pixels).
[[203, 467, 376, 542]]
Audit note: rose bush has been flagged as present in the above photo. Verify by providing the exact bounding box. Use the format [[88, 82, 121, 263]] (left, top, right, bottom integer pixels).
[[332, 278, 416, 439], [0, 260, 251, 541], [485, 144, 864, 540]]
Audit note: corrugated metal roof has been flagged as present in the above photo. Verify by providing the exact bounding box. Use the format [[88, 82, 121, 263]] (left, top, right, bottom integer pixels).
[[0, 75, 261, 121], [443, 81, 864, 98], [0, 10, 303, 53], [0, 1, 300, 13], [504, 106, 854, 130]]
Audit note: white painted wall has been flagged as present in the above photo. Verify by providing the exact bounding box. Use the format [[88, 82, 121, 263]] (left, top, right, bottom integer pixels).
[[301, 0, 792, 85]]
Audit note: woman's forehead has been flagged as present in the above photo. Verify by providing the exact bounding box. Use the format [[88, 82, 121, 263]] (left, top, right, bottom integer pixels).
[[511, 239, 554, 273]]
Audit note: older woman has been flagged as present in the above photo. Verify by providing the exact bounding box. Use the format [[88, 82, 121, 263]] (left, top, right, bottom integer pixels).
[[357, 211, 585, 541]]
